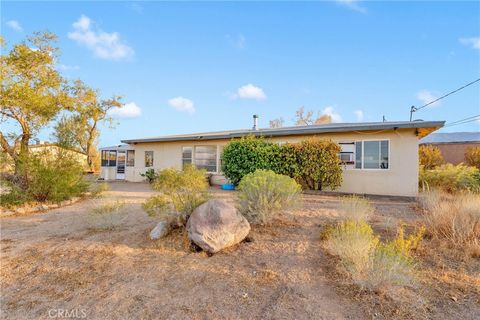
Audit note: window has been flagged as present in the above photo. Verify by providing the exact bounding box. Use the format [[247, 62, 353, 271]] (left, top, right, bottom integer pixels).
[[194, 146, 217, 172], [127, 150, 135, 167], [101, 150, 108, 167], [108, 151, 117, 167], [145, 151, 154, 167], [182, 147, 193, 169], [354, 140, 389, 169], [339, 142, 355, 165]]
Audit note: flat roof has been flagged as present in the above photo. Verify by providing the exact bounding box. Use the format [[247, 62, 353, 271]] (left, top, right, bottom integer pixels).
[[420, 132, 480, 144], [121, 120, 445, 144]]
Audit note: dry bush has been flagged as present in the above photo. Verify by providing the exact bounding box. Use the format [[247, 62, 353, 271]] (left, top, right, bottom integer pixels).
[[237, 169, 301, 224], [465, 146, 480, 169], [420, 191, 480, 248], [90, 182, 109, 198], [419, 164, 480, 193], [419, 145, 444, 169], [324, 222, 422, 291], [89, 200, 127, 230], [338, 195, 374, 221]]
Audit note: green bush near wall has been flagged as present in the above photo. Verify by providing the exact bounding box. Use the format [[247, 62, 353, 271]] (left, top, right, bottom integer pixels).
[[221, 135, 343, 190]]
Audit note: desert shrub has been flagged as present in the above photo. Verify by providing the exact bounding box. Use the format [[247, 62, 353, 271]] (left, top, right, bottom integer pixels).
[[338, 195, 374, 221], [221, 136, 284, 184], [141, 168, 157, 183], [144, 165, 209, 225], [323, 222, 421, 291], [89, 200, 127, 229], [324, 220, 379, 277], [0, 182, 29, 207], [294, 138, 342, 190], [90, 182, 109, 198], [465, 146, 480, 169], [420, 191, 480, 247], [419, 145, 444, 169], [237, 169, 301, 224], [419, 164, 480, 193]]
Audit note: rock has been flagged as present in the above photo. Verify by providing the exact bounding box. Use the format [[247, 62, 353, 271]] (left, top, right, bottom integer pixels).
[[187, 199, 250, 253], [150, 220, 172, 240], [37, 204, 49, 211], [15, 207, 27, 215]]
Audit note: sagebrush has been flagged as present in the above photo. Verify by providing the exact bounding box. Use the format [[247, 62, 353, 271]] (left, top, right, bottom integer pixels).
[[338, 195, 374, 221], [89, 200, 127, 230], [237, 169, 301, 224]]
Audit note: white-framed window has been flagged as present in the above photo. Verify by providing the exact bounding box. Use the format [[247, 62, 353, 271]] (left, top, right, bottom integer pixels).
[[194, 146, 217, 172], [182, 146, 193, 169], [354, 140, 389, 170], [145, 151, 154, 167]]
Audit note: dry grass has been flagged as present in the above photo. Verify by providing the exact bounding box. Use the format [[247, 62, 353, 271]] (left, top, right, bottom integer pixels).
[[89, 200, 127, 230], [419, 191, 480, 250], [338, 195, 374, 221]]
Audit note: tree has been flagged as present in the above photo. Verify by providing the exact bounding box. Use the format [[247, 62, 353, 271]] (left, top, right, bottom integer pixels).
[[54, 80, 123, 172], [269, 117, 284, 128], [314, 114, 332, 125], [295, 106, 314, 126], [419, 145, 444, 170], [0, 32, 70, 173]]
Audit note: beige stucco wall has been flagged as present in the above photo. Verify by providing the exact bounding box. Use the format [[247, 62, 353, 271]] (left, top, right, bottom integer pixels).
[[102, 128, 420, 197]]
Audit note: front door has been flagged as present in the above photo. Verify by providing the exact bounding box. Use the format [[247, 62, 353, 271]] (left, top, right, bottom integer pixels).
[[116, 151, 126, 180]]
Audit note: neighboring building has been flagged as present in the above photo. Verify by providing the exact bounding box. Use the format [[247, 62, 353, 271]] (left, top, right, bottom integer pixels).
[[420, 132, 480, 165], [29, 141, 90, 171], [99, 119, 444, 197]]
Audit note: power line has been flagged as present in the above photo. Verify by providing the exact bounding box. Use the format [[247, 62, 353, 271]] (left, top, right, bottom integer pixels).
[[410, 77, 480, 120], [444, 115, 480, 128]]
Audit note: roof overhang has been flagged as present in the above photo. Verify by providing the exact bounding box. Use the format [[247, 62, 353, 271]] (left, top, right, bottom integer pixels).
[[121, 121, 445, 144]]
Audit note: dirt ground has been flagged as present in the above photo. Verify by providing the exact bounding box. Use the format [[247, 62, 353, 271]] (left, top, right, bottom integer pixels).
[[1, 182, 478, 320]]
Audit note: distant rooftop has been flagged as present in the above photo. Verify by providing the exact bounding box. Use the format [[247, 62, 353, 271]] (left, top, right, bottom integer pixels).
[[420, 132, 480, 144], [120, 120, 444, 144]]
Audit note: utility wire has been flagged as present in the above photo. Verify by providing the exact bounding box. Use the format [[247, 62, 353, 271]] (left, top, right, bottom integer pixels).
[[444, 115, 480, 128], [415, 78, 480, 112]]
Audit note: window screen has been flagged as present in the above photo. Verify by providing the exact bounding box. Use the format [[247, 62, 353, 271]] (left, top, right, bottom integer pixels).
[[194, 146, 217, 172]]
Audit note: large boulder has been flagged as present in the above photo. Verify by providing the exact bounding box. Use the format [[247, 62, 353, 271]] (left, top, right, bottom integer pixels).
[[187, 199, 250, 253]]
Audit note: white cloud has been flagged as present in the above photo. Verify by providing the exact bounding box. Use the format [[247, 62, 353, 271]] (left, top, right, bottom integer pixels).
[[168, 97, 195, 114], [57, 64, 80, 71], [6, 20, 22, 32], [417, 90, 440, 107], [354, 110, 364, 122], [335, 0, 367, 13], [321, 106, 343, 123], [459, 37, 480, 50], [68, 15, 134, 60], [232, 84, 267, 100], [108, 102, 142, 118], [227, 33, 246, 49]]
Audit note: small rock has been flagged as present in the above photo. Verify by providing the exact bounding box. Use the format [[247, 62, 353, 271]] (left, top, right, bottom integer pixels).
[[48, 204, 59, 209], [450, 296, 457, 302], [15, 207, 27, 214], [150, 220, 172, 240], [37, 204, 49, 211]]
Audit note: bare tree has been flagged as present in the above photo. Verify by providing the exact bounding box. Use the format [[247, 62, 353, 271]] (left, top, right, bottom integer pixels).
[[269, 117, 284, 128]]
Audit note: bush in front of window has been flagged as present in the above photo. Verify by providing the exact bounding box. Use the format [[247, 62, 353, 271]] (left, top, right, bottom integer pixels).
[[419, 145, 444, 170], [141, 168, 157, 183], [221, 135, 284, 185], [143, 165, 210, 226], [237, 169, 301, 224]]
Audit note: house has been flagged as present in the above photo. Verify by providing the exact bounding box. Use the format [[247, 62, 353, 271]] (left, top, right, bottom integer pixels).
[[420, 132, 480, 165], [29, 141, 90, 171], [99, 118, 444, 197]]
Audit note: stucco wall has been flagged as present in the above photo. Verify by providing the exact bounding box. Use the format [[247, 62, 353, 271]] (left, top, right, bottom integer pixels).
[[426, 143, 479, 165]]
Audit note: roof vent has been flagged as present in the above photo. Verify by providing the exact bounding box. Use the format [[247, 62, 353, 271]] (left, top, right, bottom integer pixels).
[[252, 114, 259, 131]]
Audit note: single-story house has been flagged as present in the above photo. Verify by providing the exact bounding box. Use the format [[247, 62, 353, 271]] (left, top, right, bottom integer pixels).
[[100, 119, 444, 197], [419, 132, 480, 165]]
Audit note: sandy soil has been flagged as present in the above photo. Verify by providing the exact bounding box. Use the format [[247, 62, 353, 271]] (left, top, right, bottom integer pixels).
[[1, 183, 478, 320]]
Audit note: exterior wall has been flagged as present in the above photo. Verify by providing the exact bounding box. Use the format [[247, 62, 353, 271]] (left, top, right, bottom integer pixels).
[[119, 128, 420, 197], [424, 142, 479, 165], [99, 167, 117, 180]]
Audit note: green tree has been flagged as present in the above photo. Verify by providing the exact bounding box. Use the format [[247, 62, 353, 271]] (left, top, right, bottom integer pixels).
[[54, 80, 123, 172], [0, 32, 70, 173]]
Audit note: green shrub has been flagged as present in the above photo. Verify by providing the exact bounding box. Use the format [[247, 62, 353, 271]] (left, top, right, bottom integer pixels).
[[338, 195, 374, 221], [419, 145, 444, 169], [144, 165, 210, 225], [419, 164, 480, 193], [0, 182, 29, 207], [294, 138, 343, 190], [221, 136, 284, 185], [465, 146, 480, 169], [237, 169, 301, 224], [141, 168, 157, 183]]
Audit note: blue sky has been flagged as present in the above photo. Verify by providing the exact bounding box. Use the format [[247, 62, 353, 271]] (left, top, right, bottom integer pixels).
[[2, 1, 479, 146]]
